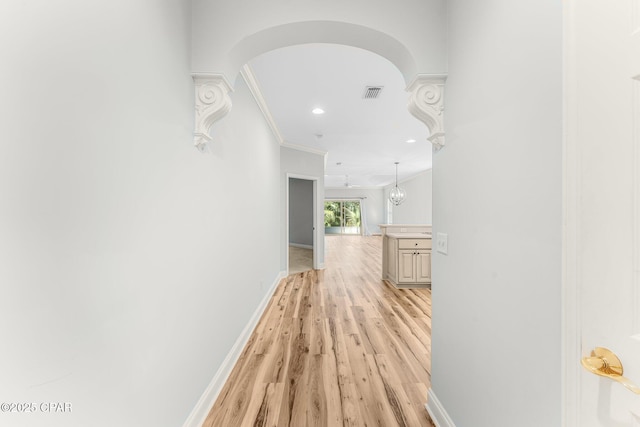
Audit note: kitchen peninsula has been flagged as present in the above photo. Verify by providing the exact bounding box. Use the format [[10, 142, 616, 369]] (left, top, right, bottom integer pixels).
[[380, 224, 432, 288]]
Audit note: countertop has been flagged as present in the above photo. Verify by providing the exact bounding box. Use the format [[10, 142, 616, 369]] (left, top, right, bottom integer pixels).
[[386, 232, 432, 239]]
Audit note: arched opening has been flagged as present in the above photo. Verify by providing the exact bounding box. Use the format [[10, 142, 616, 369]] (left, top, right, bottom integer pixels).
[[228, 20, 418, 86], [200, 35, 436, 426], [193, 21, 445, 151]]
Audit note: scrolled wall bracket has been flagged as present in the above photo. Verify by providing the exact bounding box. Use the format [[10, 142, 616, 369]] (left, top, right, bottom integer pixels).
[[192, 74, 233, 152], [407, 74, 447, 151]]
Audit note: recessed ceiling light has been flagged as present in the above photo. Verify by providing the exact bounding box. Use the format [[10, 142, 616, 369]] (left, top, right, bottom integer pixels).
[[406, 138, 416, 144], [312, 108, 325, 115]]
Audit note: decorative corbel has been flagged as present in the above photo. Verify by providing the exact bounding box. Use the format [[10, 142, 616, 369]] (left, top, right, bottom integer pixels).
[[192, 74, 233, 152], [407, 75, 447, 151]]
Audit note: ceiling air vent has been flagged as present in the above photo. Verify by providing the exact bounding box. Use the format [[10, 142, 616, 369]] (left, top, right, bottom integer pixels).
[[363, 86, 384, 99]]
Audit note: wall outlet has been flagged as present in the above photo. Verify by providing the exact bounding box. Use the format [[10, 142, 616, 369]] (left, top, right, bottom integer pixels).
[[436, 232, 448, 255]]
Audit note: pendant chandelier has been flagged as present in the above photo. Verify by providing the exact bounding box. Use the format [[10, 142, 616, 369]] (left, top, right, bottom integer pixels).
[[389, 162, 406, 206]]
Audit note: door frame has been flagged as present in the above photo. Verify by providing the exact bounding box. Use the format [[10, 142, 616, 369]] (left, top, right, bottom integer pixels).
[[561, 1, 581, 422], [562, 1, 640, 425], [286, 173, 320, 273]]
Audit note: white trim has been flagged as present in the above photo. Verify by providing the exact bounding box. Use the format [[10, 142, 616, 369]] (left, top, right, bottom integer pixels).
[[562, 1, 580, 426], [281, 141, 328, 156], [289, 242, 313, 250], [181, 270, 287, 427], [238, 66, 330, 161], [425, 389, 456, 427], [240, 64, 285, 145], [633, 74, 640, 340]]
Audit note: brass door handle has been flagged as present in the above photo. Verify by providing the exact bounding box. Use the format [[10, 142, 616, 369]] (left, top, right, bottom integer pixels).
[[581, 347, 640, 394]]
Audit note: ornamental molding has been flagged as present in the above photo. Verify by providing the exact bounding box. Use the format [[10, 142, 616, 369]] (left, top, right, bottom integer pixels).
[[407, 74, 447, 151], [240, 64, 285, 145], [192, 74, 233, 152]]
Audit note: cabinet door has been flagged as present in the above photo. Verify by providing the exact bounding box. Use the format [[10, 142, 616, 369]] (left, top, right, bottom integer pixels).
[[398, 250, 416, 283], [416, 251, 431, 283]]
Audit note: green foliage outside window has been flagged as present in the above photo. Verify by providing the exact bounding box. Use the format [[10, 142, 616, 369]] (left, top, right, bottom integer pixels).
[[324, 201, 361, 227]]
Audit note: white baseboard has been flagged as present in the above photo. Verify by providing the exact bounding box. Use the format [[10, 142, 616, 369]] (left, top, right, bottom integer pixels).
[[289, 242, 313, 249], [426, 388, 456, 427], [181, 270, 287, 427]]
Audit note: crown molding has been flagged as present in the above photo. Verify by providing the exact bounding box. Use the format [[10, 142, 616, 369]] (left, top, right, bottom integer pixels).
[[192, 74, 234, 152], [407, 74, 447, 151], [281, 141, 328, 157], [240, 65, 330, 163], [240, 64, 285, 145]]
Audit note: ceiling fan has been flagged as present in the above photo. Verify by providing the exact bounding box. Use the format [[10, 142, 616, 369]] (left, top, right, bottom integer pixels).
[[344, 175, 361, 188]]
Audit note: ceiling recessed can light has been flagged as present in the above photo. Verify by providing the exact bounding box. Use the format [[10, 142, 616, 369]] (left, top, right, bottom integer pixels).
[[312, 108, 325, 115], [406, 138, 416, 144]]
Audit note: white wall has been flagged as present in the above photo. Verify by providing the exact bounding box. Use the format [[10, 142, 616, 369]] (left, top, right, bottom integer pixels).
[[0, 2, 282, 426], [384, 170, 432, 225], [324, 188, 385, 235], [192, 0, 446, 84], [289, 178, 314, 246], [281, 147, 325, 270], [430, 1, 562, 426]]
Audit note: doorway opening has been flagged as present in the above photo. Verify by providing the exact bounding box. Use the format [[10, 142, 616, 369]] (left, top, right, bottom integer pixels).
[[288, 176, 317, 274]]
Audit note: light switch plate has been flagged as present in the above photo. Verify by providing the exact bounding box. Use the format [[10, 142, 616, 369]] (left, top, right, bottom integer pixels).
[[436, 232, 448, 255]]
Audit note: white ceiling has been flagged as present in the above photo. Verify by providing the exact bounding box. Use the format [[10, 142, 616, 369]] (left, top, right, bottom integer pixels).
[[249, 43, 432, 189]]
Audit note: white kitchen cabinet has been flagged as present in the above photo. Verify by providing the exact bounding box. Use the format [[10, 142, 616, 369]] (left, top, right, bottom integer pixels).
[[380, 224, 431, 281], [384, 232, 432, 288]]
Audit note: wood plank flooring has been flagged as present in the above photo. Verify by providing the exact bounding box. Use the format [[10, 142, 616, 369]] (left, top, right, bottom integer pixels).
[[202, 236, 434, 427]]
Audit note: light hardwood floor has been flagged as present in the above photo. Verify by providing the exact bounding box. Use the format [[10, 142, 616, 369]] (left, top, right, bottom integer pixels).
[[202, 235, 434, 427], [289, 245, 314, 275]]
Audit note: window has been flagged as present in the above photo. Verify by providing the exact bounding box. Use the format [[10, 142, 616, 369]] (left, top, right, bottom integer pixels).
[[324, 200, 362, 235]]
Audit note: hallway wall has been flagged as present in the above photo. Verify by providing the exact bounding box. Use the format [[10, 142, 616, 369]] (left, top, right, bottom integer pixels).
[[430, 0, 562, 425], [0, 1, 282, 426], [281, 147, 325, 270]]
